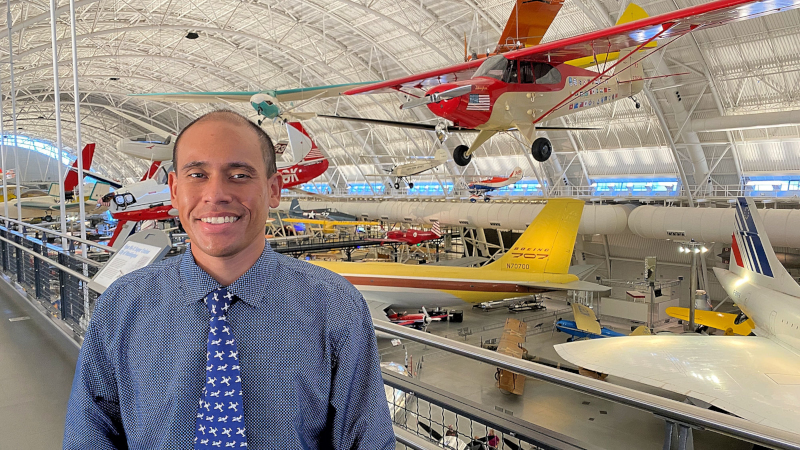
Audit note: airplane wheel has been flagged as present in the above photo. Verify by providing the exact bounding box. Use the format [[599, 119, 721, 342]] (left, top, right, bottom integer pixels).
[[531, 137, 552, 162], [470, 198, 476, 203], [408, 182, 414, 189], [453, 145, 471, 166], [394, 182, 400, 189], [484, 197, 491, 202], [44, 215, 53, 222]]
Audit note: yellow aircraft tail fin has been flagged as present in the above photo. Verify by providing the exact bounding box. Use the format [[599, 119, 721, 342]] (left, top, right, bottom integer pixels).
[[566, 3, 655, 69], [486, 198, 583, 275]]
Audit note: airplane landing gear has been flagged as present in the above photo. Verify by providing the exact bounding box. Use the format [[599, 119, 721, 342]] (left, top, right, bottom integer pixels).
[[629, 96, 641, 109], [531, 137, 552, 162], [394, 182, 400, 189], [43, 214, 53, 222], [453, 144, 471, 166], [408, 182, 414, 189]]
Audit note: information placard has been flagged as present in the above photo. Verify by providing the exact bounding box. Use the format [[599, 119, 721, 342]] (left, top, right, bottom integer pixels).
[[89, 229, 172, 294]]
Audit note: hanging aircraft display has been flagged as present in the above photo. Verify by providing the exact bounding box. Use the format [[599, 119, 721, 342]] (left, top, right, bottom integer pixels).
[[326, 0, 800, 167], [555, 197, 800, 434], [368, 222, 442, 246], [372, 148, 449, 189], [468, 166, 523, 202]]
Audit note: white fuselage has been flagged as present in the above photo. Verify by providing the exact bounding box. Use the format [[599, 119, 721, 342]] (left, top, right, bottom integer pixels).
[[715, 267, 800, 354], [392, 159, 444, 178]]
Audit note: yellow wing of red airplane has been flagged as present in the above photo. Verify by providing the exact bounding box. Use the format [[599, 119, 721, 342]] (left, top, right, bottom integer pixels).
[[665, 307, 755, 336]]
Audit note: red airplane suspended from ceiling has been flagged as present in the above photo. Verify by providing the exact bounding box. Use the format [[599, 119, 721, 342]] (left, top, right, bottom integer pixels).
[[320, 0, 800, 166]]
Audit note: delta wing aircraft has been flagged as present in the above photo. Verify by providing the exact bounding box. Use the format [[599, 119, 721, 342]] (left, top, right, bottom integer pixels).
[[311, 199, 609, 322], [555, 197, 800, 434], [328, 0, 800, 166]]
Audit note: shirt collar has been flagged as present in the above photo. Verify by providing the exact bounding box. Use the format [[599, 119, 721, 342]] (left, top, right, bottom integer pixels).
[[179, 240, 277, 308]]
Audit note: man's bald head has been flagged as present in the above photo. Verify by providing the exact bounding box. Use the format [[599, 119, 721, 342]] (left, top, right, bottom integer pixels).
[[173, 110, 277, 176]]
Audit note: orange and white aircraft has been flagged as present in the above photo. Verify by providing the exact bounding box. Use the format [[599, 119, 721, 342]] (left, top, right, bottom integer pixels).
[[312, 199, 608, 321], [555, 198, 800, 434], [327, 0, 800, 166], [468, 166, 523, 202]]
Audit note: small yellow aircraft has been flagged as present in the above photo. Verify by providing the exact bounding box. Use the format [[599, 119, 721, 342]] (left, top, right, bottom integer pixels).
[[665, 306, 754, 335]]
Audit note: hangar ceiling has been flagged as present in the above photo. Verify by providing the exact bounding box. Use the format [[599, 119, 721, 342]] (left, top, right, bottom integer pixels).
[[0, 0, 799, 191]]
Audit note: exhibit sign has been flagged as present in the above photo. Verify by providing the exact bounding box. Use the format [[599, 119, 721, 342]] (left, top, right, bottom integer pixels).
[[89, 229, 172, 293]]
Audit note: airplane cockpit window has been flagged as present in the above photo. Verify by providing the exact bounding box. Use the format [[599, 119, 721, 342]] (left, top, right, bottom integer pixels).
[[154, 164, 171, 184], [502, 60, 519, 83], [734, 312, 749, 325], [534, 63, 561, 85], [472, 55, 508, 80], [519, 61, 535, 84]]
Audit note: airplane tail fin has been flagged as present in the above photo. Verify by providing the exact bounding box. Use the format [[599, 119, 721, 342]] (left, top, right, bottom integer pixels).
[[485, 199, 583, 275], [729, 197, 800, 297], [289, 199, 302, 214], [566, 3, 654, 69], [141, 161, 161, 181], [286, 122, 316, 162], [432, 221, 441, 238], [64, 143, 96, 192], [510, 167, 523, 180], [496, 0, 564, 51]]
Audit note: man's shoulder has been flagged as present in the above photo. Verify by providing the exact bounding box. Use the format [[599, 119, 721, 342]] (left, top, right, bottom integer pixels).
[[272, 252, 360, 298], [104, 253, 181, 296]]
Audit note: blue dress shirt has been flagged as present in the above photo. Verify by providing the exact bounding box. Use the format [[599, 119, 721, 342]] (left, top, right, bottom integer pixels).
[[64, 242, 395, 449]]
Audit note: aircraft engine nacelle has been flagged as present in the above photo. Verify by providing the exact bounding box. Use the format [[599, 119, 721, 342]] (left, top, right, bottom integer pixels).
[[250, 93, 281, 119]]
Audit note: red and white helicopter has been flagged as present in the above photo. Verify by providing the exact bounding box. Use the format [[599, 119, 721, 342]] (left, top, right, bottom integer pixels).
[[323, 0, 800, 166], [103, 121, 329, 247], [468, 166, 523, 202]]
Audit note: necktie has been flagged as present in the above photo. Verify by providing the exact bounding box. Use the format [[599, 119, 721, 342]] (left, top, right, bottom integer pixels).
[[195, 287, 248, 449]]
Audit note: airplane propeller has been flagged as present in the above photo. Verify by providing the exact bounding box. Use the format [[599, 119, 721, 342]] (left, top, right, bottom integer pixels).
[[421, 306, 432, 332], [401, 85, 473, 110]]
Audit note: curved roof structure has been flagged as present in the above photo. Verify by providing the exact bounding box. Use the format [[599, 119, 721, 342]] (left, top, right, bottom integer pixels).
[[0, 0, 798, 192]]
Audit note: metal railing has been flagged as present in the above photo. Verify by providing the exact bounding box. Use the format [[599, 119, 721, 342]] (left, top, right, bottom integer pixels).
[[374, 320, 800, 450], [1, 224, 798, 449]]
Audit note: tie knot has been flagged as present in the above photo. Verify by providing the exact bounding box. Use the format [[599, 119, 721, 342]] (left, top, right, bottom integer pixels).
[[204, 287, 234, 317]]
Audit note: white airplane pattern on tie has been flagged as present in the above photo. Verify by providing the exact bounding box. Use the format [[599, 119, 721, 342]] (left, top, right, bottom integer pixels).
[[221, 376, 231, 386], [208, 377, 216, 387], [198, 425, 206, 434], [210, 327, 217, 336], [214, 351, 224, 360], [206, 415, 213, 421], [222, 303, 230, 312], [222, 326, 231, 335], [211, 339, 222, 346], [209, 427, 218, 437], [213, 440, 221, 447], [232, 416, 242, 422], [236, 428, 246, 437], [232, 365, 240, 371], [214, 403, 224, 412], [217, 415, 228, 422], [209, 390, 220, 397], [226, 443, 235, 448], [225, 390, 235, 397], [228, 402, 238, 412], [206, 364, 213, 372], [200, 439, 209, 445], [229, 351, 237, 359], [225, 339, 235, 345], [222, 428, 232, 437], [218, 364, 228, 371]]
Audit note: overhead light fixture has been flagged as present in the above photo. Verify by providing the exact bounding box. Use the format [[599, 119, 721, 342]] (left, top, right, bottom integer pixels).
[[185, 31, 199, 39]]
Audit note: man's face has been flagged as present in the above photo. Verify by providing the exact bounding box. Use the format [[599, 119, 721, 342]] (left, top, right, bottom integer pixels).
[[168, 119, 281, 260]]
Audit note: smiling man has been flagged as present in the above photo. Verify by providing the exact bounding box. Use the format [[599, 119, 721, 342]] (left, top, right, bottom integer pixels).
[[64, 110, 394, 450]]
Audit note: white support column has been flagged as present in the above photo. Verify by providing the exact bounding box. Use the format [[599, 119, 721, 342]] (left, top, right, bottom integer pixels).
[[49, 0, 68, 250], [6, 1, 21, 222]]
